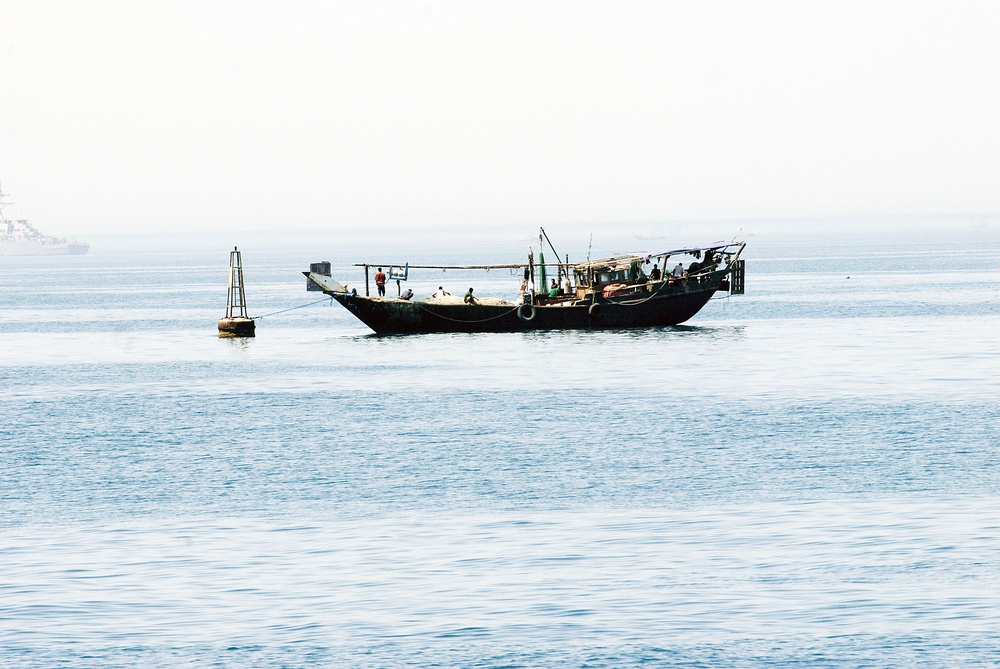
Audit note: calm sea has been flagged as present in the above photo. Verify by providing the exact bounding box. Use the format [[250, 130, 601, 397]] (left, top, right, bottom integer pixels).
[[2, 225, 999, 667]]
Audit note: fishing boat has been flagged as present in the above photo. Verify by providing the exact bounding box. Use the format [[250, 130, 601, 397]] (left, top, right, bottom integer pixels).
[[305, 229, 745, 335], [0, 181, 89, 256]]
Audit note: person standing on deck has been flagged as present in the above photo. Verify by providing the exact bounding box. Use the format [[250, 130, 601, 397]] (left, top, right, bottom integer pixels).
[[374, 267, 387, 297]]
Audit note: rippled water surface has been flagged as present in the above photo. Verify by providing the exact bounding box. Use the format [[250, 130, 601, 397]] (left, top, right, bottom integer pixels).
[[2, 228, 1000, 667]]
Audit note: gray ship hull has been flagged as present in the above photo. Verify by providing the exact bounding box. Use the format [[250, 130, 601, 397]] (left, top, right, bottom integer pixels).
[[0, 240, 90, 256]]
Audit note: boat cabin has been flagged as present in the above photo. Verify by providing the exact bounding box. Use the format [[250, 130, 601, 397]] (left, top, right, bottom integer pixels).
[[561, 246, 738, 302]]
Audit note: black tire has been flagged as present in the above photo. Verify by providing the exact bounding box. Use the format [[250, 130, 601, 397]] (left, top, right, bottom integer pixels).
[[588, 303, 602, 318], [517, 304, 536, 322]]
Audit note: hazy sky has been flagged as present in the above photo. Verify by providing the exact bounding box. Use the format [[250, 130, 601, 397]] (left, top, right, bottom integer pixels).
[[1, 0, 998, 235]]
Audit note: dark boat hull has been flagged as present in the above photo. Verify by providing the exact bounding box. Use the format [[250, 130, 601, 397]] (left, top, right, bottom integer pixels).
[[331, 270, 729, 335]]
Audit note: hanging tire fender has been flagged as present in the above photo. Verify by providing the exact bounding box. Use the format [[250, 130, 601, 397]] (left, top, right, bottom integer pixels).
[[588, 303, 602, 318], [517, 304, 537, 322]]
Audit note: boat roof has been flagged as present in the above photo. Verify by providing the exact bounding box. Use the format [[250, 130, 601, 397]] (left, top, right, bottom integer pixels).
[[352, 242, 745, 272], [571, 242, 744, 271]]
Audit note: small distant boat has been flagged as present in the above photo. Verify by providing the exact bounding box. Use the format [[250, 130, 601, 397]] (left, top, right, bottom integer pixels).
[[0, 181, 89, 256], [305, 229, 745, 335]]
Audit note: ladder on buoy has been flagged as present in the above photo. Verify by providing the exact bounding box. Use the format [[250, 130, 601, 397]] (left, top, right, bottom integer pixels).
[[218, 246, 256, 337]]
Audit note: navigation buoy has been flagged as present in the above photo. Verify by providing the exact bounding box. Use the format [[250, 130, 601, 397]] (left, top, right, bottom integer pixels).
[[218, 246, 256, 337]]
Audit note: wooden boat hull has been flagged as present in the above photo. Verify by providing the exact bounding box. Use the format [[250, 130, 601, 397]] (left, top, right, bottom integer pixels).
[[329, 270, 729, 335]]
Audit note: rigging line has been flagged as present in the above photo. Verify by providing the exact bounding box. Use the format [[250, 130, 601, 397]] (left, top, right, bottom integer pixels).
[[414, 302, 521, 323], [352, 263, 526, 270], [539, 227, 566, 271], [253, 297, 332, 320]]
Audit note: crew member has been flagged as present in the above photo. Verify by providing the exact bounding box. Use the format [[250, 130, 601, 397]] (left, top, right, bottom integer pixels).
[[374, 267, 387, 297], [464, 287, 478, 305]]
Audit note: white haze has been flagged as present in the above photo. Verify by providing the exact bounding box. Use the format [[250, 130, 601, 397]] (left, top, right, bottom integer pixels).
[[1, 0, 998, 237]]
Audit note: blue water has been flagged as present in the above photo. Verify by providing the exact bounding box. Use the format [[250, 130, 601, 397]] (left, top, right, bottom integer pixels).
[[2, 226, 1000, 667]]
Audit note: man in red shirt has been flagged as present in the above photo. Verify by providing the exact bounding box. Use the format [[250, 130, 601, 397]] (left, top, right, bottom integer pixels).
[[374, 267, 387, 297]]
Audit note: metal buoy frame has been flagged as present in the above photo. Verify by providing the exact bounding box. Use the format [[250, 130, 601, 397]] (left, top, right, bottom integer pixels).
[[218, 246, 256, 337]]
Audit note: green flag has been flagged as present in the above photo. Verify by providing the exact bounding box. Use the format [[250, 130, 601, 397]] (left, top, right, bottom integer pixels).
[[539, 251, 546, 293]]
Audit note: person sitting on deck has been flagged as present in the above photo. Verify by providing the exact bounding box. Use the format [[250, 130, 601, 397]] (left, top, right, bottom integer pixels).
[[433, 286, 450, 298], [399, 288, 414, 300], [548, 279, 559, 297], [464, 287, 478, 305], [649, 265, 661, 281]]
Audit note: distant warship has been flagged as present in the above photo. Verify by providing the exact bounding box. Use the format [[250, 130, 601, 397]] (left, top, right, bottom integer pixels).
[[0, 181, 89, 256]]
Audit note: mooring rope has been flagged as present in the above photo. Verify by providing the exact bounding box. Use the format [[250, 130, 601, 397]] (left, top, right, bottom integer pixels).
[[253, 296, 333, 320], [611, 279, 671, 306], [613, 270, 720, 307], [414, 302, 521, 323], [251, 270, 721, 323]]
